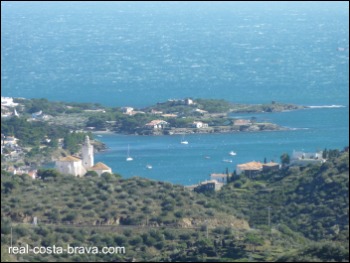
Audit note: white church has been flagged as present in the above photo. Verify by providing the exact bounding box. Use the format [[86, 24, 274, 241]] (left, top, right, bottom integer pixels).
[[55, 135, 112, 177]]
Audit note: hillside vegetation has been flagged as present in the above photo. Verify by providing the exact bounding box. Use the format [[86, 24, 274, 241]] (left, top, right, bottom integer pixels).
[[1, 151, 348, 262]]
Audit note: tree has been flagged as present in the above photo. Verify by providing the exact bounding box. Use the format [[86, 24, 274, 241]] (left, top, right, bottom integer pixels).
[[280, 153, 290, 167], [85, 171, 99, 177], [244, 233, 264, 252], [48, 138, 58, 148], [37, 169, 61, 180], [322, 148, 328, 159]]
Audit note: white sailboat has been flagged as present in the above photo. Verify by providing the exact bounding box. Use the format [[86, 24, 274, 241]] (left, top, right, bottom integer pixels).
[[126, 145, 133, 161], [180, 134, 189, 144]]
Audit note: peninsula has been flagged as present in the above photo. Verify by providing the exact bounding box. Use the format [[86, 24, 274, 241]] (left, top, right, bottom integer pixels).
[[1, 97, 306, 167], [2, 97, 306, 136]]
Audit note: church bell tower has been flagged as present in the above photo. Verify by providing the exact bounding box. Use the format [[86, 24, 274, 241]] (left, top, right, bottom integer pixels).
[[82, 135, 94, 169]]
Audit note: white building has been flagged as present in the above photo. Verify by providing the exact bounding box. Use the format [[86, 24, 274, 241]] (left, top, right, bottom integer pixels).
[[1, 97, 18, 107], [55, 156, 87, 177], [2, 136, 18, 147], [192, 121, 209, 129], [185, 98, 194, 105], [122, 107, 134, 115], [55, 135, 112, 177], [145, 120, 169, 130], [194, 180, 224, 192], [291, 150, 325, 166], [194, 109, 208, 115]]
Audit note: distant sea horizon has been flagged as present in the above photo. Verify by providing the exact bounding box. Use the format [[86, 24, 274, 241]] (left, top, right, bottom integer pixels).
[[2, 1, 349, 108]]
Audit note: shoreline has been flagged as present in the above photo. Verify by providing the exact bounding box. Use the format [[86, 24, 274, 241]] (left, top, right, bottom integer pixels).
[[91, 126, 291, 137], [91, 130, 116, 135]]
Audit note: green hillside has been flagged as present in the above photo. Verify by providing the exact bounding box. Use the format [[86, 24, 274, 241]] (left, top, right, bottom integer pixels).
[[217, 151, 349, 241], [1, 151, 348, 262]]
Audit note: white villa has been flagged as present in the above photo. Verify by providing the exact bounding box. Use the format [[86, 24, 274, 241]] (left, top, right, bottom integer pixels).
[[290, 150, 325, 166], [194, 108, 208, 115], [122, 107, 134, 115], [1, 97, 18, 107], [2, 136, 18, 147], [145, 120, 169, 130], [55, 136, 112, 177], [234, 119, 251, 126], [192, 121, 209, 129]]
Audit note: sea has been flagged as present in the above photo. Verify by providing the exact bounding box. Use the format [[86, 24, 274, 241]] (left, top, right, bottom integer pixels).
[[1, 2, 349, 185]]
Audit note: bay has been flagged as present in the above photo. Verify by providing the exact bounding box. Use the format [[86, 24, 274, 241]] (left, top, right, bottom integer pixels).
[[95, 107, 349, 185]]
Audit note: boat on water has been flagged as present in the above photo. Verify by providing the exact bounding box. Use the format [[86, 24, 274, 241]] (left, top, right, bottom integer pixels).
[[180, 134, 189, 144], [229, 151, 237, 156], [126, 145, 133, 161], [146, 164, 153, 169], [222, 159, 233, 163]]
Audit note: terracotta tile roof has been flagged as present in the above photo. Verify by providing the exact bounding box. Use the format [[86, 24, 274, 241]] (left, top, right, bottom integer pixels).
[[59, 156, 81, 162], [237, 161, 263, 170], [162, 114, 177, 118], [90, 162, 111, 170], [234, 119, 251, 125], [145, 120, 168, 126]]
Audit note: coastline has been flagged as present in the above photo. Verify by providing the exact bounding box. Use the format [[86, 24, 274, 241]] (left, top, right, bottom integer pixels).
[[91, 122, 290, 136], [91, 130, 116, 135]]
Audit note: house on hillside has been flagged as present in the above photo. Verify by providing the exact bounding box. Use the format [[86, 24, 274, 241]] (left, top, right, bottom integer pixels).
[[162, 114, 178, 118], [122, 107, 134, 115], [192, 121, 209, 129], [185, 98, 195, 105], [151, 109, 163, 115], [3, 136, 18, 147], [1, 97, 18, 107], [236, 161, 263, 177], [291, 150, 325, 166], [145, 120, 169, 130], [194, 180, 224, 193], [194, 109, 208, 115], [234, 119, 251, 126], [262, 162, 280, 172]]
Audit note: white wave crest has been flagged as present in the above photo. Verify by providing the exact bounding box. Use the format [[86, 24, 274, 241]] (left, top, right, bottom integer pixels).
[[289, 127, 310, 131], [307, 105, 346, 109]]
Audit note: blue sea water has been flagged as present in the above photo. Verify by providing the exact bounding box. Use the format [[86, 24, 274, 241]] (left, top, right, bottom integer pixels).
[[1, 2, 349, 107], [94, 107, 349, 185], [1, 2, 349, 185]]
